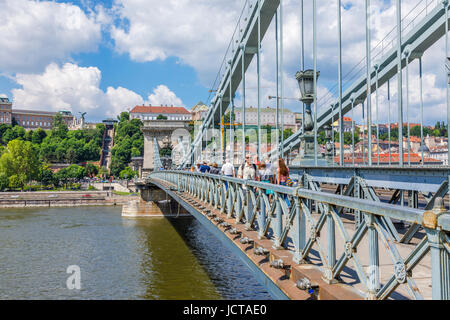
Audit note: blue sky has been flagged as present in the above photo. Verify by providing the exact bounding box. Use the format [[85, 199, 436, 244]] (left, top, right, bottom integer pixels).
[[0, 0, 447, 125], [0, 0, 212, 121]]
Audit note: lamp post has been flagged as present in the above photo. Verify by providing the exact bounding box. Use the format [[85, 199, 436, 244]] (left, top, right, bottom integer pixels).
[[294, 69, 328, 166], [324, 124, 334, 161], [296, 69, 318, 132]]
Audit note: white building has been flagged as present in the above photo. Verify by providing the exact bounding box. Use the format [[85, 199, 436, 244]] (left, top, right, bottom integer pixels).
[[426, 146, 448, 165], [233, 106, 296, 129], [0, 97, 12, 124], [191, 103, 209, 121], [130, 105, 192, 121]]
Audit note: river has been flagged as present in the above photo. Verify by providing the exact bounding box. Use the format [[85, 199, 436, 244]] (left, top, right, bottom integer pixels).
[[0, 206, 271, 300]]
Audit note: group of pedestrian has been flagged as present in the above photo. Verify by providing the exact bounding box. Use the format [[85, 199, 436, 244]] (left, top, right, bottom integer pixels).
[[191, 161, 221, 174], [189, 156, 294, 197]]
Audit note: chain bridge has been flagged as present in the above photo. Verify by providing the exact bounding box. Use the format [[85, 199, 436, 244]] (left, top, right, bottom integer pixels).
[[134, 0, 450, 300]]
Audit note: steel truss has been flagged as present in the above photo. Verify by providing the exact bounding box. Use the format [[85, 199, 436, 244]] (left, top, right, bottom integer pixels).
[[149, 170, 450, 300]]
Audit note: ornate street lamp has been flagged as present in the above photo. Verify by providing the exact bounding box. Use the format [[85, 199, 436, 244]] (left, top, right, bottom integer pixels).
[[324, 124, 334, 158], [296, 69, 320, 132], [291, 69, 326, 166]]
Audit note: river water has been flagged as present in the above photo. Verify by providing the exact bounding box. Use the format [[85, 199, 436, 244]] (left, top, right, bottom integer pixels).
[[0, 206, 271, 300]]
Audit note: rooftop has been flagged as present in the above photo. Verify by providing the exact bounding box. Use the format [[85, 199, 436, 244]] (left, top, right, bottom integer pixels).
[[12, 109, 73, 117], [130, 105, 191, 115], [334, 153, 442, 164]]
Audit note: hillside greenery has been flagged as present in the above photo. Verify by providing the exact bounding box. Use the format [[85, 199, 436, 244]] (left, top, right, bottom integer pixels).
[[0, 113, 106, 190], [110, 112, 144, 177]]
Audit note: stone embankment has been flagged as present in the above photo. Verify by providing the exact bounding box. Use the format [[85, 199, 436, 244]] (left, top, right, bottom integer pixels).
[[0, 191, 138, 208]]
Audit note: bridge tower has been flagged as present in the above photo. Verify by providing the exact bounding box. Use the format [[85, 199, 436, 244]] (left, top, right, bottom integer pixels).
[[141, 120, 190, 175]]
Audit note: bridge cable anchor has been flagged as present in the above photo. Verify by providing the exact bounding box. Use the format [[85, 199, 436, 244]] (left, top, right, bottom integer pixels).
[[239, 237, 253, 245], [253, 246, 270, 256], [296, 277, 319, 296], [229, 228, 242, 235], [269, 259, 288, 269]]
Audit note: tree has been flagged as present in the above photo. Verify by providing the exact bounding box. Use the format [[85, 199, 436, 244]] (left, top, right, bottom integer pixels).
[[283, 128, 294, 141], [84, 163, 99, 178], [131, 147, 141, 157], [333, 131, 360, 145], [111, 116, 143, 177], [98, 166, 109, 179], [118, 112, 129, 122], [39, 166, 55, 187], [0, 173, 8, 191], [9, 174, 25, 190], [24, 129, 33, 142], [56, 164, 85, 187], [157, 114, 168, 120], [223, 112, 235, 124], [2, 128, 16, 144], [51, 113, 68, 139], [0, 124, 10, 144], [12, 126, 26, 140], [0, 139, 40, 190], [119, 167, 136, 180], [32, 128, 47, 144]]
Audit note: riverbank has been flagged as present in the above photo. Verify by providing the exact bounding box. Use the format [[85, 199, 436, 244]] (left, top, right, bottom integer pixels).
[[0, 191, 138, 208]]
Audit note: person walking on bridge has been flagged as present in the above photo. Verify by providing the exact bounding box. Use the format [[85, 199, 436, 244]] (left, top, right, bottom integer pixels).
[[199, 161, 210, 173], [209, 163, 220, 174], [259, 162, 274, 200], [277, 158, 292, 206], [221, 159, 235, 190], [238, 155, 258, 182], [221, 159, 235, 178]]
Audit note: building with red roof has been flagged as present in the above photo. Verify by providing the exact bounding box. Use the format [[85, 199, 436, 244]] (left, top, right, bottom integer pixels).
[[334, 153, 442, 165], [130, 105, 192, 121]]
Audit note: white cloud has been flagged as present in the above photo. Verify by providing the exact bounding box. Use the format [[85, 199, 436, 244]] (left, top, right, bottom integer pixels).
[[147, 85, 185, 107], [0, 0, 101, 73], [11, 63, 184, 121], [109, 0, 242, 83], [105, 86, 144, 117], [3, 0, 447, 125]]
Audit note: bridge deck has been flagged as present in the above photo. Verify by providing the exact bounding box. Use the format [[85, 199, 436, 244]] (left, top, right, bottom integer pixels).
[[150, 176, 436, 300]]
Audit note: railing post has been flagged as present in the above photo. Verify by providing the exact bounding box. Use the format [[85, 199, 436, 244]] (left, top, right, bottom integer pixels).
[[367, 213, 380, 299], [423, 197, 450, 300], [221, 182, 226, 214], [273, 194, 283, 249], [214, 180, 220, 208], [235, 186, 242, 221], [209, 179, 214, 205], [293, 194, 306, 264], [244, 187, 252, 228], [227, 185, 233, 219], [354, 174, 362, 230], [258, 192, 266, 239], [323, 204, 337, 283], [235, 185, 242, 224]]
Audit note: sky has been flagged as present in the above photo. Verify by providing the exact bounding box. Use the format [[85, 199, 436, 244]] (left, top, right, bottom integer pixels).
[[0, 0, 447, 125]]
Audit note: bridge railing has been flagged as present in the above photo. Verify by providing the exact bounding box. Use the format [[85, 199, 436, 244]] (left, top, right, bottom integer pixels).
[[149, 170, 450, 300]]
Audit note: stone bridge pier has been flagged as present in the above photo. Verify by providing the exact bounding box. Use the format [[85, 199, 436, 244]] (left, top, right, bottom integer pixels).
[[122, 180, 189, 218]]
